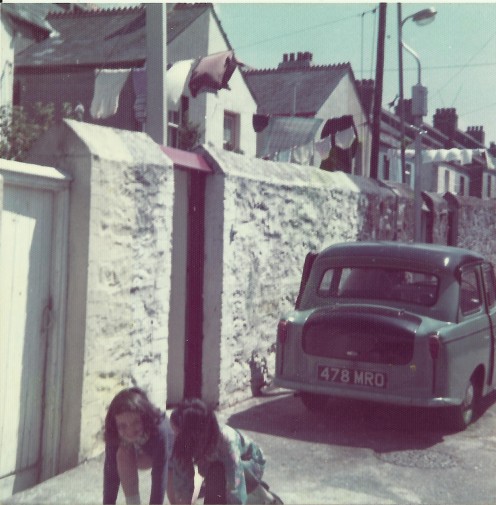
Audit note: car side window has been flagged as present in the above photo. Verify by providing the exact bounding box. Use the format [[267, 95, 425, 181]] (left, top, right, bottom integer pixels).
[[482, 263, 496, 309], [460, 269, 483, 315]]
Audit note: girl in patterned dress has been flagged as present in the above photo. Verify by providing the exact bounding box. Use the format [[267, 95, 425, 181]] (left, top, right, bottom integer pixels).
[[169, 398, 279, 505]]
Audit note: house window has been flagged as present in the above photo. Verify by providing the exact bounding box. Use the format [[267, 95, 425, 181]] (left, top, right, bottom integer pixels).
[[488, 174, 492, 198], [444, 170, 450, 192], [459, 175, 465, 196], [382, 155, 390, 180], [405, 162, 412, 186], [223, 111, 240, 152], [167, 96, 189, 148]]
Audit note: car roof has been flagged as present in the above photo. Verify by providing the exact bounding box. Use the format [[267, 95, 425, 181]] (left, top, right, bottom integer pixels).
[[317, 241, 485, 273]]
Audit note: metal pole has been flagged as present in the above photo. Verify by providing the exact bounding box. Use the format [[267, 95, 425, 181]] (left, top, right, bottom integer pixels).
[[413, 119, 422, 242], [370, 3, 387, 180], [397, 4, 406, 184], [145, 4, 167, 145]]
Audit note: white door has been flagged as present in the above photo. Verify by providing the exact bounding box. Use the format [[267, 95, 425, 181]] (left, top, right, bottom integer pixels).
[[0, 185, 53, 497]]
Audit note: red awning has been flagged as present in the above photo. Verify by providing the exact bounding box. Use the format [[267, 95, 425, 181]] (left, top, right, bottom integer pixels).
[[160, 146, 212, 173]]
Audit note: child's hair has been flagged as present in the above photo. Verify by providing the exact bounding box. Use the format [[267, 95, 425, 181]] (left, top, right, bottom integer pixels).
[[104, 387, 162, 445], [171, 398, 220, 465]]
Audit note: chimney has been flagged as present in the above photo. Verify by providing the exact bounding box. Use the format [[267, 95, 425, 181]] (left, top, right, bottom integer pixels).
[[277, 51, 313, 69], [433, 108, 458, 138], [489, 141, 496, 157], [395, 98, 414, 125], [466, 125, 485, 146]]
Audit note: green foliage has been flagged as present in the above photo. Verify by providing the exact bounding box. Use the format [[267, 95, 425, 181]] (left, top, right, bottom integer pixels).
[[0, 101, 83, 161], [0, 102, 55, 161], [177, 118, 203, 151]]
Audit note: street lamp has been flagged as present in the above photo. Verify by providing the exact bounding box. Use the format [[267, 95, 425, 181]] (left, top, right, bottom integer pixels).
[[398, 5, 437, 242]]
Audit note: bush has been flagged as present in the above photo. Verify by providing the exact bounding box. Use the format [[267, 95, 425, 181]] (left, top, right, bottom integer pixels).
[[0, 101, 80, 161], [0, 102, 55, 161]]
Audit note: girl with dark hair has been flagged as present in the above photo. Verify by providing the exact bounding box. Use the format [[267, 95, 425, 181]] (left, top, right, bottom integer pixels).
[[169, 398, 282, 505], [103, 387, 175, 505]]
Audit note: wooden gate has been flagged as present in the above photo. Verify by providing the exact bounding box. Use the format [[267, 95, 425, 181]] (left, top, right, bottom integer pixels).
[[0, 162, 70, 498]]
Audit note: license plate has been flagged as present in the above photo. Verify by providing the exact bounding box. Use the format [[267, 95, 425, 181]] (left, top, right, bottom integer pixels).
[[318, 365, 387, 389]]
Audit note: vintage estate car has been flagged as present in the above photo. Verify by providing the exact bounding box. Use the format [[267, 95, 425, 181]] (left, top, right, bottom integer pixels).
[[274, 241, 496, 430]]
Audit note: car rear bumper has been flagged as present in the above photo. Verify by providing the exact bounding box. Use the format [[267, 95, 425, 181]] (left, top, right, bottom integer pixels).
[[274, 377, 461, 407]]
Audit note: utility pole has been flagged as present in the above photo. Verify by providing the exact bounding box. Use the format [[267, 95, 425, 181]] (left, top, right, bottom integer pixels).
[[370, 3, 387, 179], [397, 3, 406, 183], [145, 4, 167, 146]]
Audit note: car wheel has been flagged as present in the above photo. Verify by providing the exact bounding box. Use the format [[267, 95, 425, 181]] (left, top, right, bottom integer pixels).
[[448, 376, 479, 431], [300, 392, 328, 412]]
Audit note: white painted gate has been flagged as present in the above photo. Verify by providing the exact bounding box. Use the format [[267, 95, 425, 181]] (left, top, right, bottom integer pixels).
[[0, 161, 70, 499]]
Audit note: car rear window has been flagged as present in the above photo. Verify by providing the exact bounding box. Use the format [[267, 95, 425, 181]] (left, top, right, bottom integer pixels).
[[318, 267, 438, 306]]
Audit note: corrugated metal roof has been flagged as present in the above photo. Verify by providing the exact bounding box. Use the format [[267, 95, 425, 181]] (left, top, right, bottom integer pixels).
[[243, 64, 351, 116], [15, 4, 210, 68]]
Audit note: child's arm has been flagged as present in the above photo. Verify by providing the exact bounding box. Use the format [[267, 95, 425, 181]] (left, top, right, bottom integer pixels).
[[103, 443, 120, 504]]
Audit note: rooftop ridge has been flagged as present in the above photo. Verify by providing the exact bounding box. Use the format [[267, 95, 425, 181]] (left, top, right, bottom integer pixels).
[[47, 5, 144, 18], [243, 62, 350, 75]]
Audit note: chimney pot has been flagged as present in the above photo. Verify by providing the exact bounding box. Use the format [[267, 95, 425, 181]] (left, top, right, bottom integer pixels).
[[289, 53, 295, 61], [283, 53, 288, 63]]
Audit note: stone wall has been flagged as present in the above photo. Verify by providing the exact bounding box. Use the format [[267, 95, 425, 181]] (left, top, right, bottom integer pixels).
[[199, 146, 496, 408], [20, 124, 496, 470], [26, 120, 174, 467], [200, 145, 410, 407], [445, 193, 496, 267]]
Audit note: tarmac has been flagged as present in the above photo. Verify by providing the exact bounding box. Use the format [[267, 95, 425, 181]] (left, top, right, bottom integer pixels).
[[3, 390, 291, 505], [5, 387, 415, 505]]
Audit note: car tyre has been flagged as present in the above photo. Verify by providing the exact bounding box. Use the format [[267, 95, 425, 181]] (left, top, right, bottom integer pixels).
[[448, 376, 479, 431], [300, 392, 328, 412]]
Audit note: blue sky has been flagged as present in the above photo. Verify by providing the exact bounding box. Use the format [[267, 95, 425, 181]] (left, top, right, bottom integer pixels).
[[213, 3, 496, 146]]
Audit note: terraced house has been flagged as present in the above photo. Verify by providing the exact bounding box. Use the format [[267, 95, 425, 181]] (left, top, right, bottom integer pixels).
[[13, 3, 258, 156]]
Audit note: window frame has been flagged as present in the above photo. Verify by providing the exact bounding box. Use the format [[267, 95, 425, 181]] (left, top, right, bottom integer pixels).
[[459, 267, 484, 317], [223, 111, 240, 152]]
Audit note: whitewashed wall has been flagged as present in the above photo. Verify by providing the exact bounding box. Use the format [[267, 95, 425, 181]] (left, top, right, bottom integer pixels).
[[167, 8, 258, 157], [200, 145, 400, 407], [26, 120, 175, 468]]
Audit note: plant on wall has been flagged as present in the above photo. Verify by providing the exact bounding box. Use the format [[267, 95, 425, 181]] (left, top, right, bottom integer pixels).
[[177, 117, 203, 151], [0, 101, 79, 161], [0, 103, 55, 161]]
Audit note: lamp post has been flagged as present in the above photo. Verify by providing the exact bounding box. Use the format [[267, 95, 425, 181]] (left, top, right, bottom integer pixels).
[[398, 6, 437, 242]]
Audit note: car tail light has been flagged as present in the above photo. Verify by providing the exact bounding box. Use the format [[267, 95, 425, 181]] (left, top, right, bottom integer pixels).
[[277, 320, 289, 345], [429, 334, 441, 360]]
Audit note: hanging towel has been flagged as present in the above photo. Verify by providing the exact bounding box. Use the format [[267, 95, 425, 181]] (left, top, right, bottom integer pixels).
[[314, 136, 332, 159], [320, 115, 355, 139], [259, 116, 322, 158], [291, 142, 313, 165], [166, 59, 195, 110], [132, 67, 147, 122], [335, 126, 357, 150], [90, 69, 130, 119], [319, 115, 359, 173], [253, 114, 270, 133], [188, 50, 238, 98]]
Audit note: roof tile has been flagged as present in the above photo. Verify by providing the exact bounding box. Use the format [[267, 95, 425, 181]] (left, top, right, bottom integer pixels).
[[244, 63, 351, 116], [15, 4, 210, 68]]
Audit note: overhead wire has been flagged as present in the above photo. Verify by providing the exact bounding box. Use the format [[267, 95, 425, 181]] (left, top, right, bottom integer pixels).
[[432, 29, 496, 105], [232, 9, 374, 52]]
